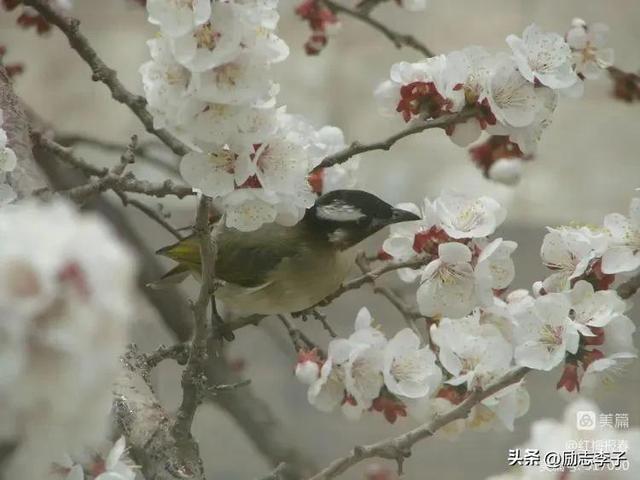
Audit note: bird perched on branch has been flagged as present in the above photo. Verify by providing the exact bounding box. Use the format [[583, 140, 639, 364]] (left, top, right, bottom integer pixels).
[[154, 189, 419, 315]]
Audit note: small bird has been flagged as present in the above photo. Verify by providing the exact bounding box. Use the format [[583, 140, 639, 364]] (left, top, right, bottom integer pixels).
[[154, 189, 420, 316]]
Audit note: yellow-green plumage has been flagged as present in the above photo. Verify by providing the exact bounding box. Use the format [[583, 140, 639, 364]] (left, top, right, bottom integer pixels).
[[154, 189, 421, 316], [155, 221, 356, 315]]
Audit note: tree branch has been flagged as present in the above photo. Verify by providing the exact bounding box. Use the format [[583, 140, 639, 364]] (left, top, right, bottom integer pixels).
[[313, 109, 478, 172], [32, 133, 194, 202], [113, 347, 205, 480], [316, 254, 431, 305], [206, 347, 318, 479], [56, 133, 180, 175], [355, 254, 425, 341], [0, 67, 50, 198], [173, 195, 217, 442], [307, 367, 530, 480], [322, 0, 434, 57], [20, 0, 190, 157]]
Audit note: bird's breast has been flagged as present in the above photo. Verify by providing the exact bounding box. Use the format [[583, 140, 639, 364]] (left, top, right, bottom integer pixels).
[[216, 247, 357, 315]]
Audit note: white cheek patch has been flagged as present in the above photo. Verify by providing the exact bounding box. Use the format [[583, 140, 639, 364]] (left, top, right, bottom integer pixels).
[[328, 228, 349, 245], [316, 202, 366, 222]]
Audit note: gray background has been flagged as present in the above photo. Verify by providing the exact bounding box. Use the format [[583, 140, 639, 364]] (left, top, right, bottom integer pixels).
[[1, 0, 639, 478]]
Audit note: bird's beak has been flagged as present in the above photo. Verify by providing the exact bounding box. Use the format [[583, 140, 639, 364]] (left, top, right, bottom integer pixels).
[[389, 207, 421, 224]]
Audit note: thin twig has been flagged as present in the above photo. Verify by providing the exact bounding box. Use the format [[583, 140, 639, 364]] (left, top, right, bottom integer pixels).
[[228, 256, 431, 335], [111, 134, 138, 176], [144, 343, 190, 369], [62, 172, 194, 202], [21, 0, 190, 156], [257, 463, 289, 480], [33, 132, 108, 177], [209, 379, 252, 393], [323, 0, 434, 57], [305, 255, 640, 480], [56, 133, 180, 175], [317, 254, 431, 306], [173, 195, 217, 441], [307, 367, 530, 480], [32, 133, 194, 202], [115, 192, 184, 240], [355, 0, 389, 15], [278, 315, 317, 352], [355, 253, 425, 342], [310, 309, 338, 338], [313, 109, 478, 172]]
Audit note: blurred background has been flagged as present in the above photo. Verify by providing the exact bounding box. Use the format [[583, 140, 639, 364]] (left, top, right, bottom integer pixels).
[[1, 0, 639, 478]]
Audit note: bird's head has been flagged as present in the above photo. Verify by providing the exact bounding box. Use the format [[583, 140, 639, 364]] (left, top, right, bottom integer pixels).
[[305, 189, 421, 250]]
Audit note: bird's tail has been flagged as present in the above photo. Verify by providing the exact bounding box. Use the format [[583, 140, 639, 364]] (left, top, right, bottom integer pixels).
[[146, 263, 193, 290], [150, 235, 202, 289], [155, 235, 201, 264]]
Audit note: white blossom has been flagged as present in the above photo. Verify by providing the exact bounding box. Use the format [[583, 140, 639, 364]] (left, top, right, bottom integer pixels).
[[147, 0, 212, 37], [417, 242, 479, 318], [307, 339, 348, 412], [567, 19, 614, 80], [179, 146, 247, 198], [348, 307, 387, 348], [431, 312, 513, 388], [482, 55, 538, 128], [566, 280, 629, 336], [512, 293, 579, 370], [169, 2, 245, 72], [540, 226, 609, 292], [295, 360, 320, 385], [139, 36, 192, 130], [382, 328, 442, 398], [343, 342, 384, 411], [488, 158, 524, 185], [187, 55, 276, 106], [580, 353, 636, 393], [382, 199, 438, 282], [444, 46, 494, 106], [506, 23, 579, 89], [374, 55, 448, 119], [503, 85, 557, 155], [601, 197, 640, 274], [0, 201, 137, 478], [475, 237, 518, 292], [433, 190, 506, 239], [470, 382, 529, 432], [95, 437, 136, 480]]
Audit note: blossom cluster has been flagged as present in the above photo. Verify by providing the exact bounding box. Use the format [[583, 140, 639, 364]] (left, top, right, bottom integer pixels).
[[295, 305, 528, 432], [535, 196, 639, 394], [375, 19, 614, 184], [0, 108, 18, 205], [487, 398, 639, 480], [296, 307, 443, 423], [51, 437, 137, 480], [296, 190, 637, 436], [141, 0, 356, 231], [0, 201, 137, 478]]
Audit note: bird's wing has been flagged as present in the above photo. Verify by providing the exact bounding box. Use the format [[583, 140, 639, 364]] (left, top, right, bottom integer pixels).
[[214, 224, 302, 288], [156, 223, 305, 289]]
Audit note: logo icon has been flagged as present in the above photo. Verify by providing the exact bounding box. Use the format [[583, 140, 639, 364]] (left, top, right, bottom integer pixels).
[[576, 411, 597, 430]]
